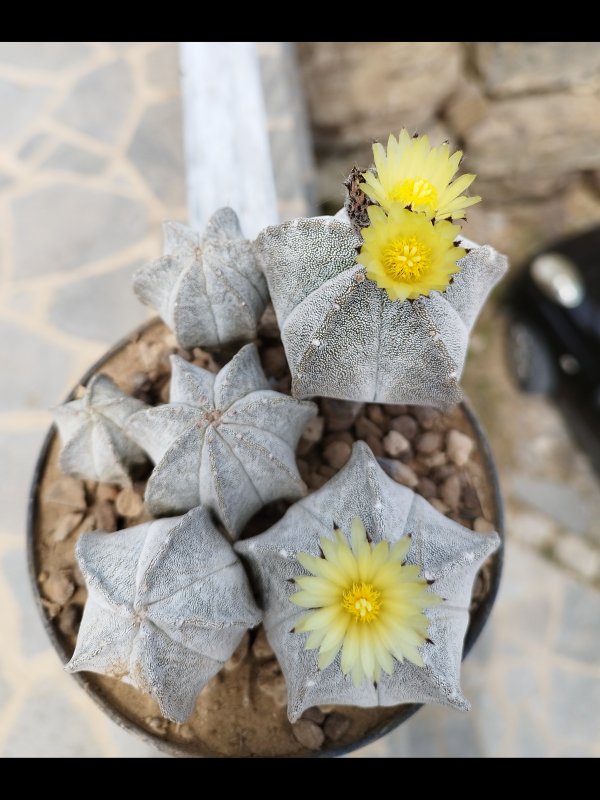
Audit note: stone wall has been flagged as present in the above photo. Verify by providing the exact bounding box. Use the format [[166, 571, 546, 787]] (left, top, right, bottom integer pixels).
[[298, 42, 600, 265]]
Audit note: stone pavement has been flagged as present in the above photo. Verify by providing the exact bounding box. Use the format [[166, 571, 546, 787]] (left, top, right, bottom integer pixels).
[[1, 42, 599, 758]]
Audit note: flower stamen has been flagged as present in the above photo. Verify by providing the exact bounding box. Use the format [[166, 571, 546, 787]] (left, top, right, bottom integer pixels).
[[342, 583, 381, 622], [390, 177, 438, 212], [382, 236, 431, 283]]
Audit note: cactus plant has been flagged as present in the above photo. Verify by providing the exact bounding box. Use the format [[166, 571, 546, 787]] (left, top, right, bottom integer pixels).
[[127, 343, 317, 536], [133, 208, 268, 349], [255, 216, 507, 408], [66, 506, 261, 723], [53, 374, 148, 486], [236, 442, 500, 722]]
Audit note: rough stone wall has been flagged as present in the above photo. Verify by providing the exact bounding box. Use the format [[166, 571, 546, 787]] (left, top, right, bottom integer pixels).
[[298, 42, 600, 264]]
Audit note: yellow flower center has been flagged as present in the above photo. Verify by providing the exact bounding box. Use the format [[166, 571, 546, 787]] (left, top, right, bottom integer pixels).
[[382, 236, 432, 283], [342, 582, 382, 623], [390, 177, 439, 211]]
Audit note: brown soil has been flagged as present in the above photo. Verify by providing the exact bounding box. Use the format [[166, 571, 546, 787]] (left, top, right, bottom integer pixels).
[[31, 311, 501, 758]]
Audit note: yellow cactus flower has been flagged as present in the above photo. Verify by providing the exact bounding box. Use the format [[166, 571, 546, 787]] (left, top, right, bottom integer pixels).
[[357, 204, 466, 302], [291, 518, 441, 687], [362, 130, 481, 220]]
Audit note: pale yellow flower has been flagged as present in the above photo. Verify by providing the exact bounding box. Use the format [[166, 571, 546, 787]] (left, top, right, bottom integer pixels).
[[357, 204, 466, 302], [362, 130, 481, 220], [291, 518, 441, 687]]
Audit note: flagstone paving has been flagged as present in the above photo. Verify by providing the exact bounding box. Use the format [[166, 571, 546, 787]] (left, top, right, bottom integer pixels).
[[0, 42, 599, 758]]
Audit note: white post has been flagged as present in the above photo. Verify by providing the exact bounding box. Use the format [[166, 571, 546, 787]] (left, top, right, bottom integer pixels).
[[180, 42, 279, 238]]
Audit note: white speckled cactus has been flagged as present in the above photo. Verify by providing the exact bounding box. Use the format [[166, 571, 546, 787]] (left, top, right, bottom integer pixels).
[[255, 216, 507, 408], [133, 208, 268, 349], [126, 343, 317, 537], [53, 374, 148, 486], [236, 442, 500, 722], [67, 506, 261, 723]]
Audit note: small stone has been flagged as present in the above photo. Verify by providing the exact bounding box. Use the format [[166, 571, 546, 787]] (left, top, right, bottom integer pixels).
[[474, 517, 496, 533], [377, 458, 419, 489], [302, 416, 325, 443], [390, 414, 418, 440], [383, 404, 407, 415], [430, 498, 450, 515], [419, 451, 447, 469], [176, 725, 194, 742], [413, 406, 440, 430], [323, 712, 351, 741], [321, 399, 364, 431], [94, 500, 117, 532], [365, 435, 384, 458], [416, 431, 443, 455], [256, 661, 287, 707], [76, 515, 98, 537], [115, 486, 144, 518], [41, 599, 61, 620], [146, 716, 169, 734], [43, 570, 75, 605], [302, 707, 326, 725], [224, 632, 250, 671], [324, 432, 354, 448], [463, 485, 482, 515], [292, 718, 325, 750], [159, 380, 171, 404], [297, 458, 310, 482], [72, 561, 86, 589], [355, 416, 382, 440], [430, 463, 457, 483], [96, 484, 119, 502], [440, 474, 461, 510], [46, 477, 86, 511], [319, 465, 337, 479], [262, 345, 288, 377], [417, 477, 437, 499], [383, 430, 410, 457], [323, 441, 352, 470], [56, 604, 82, 638], [366, 405, 386, 427], [308, 473, 328, 490], [51, 511, 84, 542], [446, 430, 474, 466], [252, 627, 275, 661], [257, 303, 280, 338]]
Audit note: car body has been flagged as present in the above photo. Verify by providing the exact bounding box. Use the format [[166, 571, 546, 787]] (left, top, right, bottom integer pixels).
[[504, 226, 600, 466]]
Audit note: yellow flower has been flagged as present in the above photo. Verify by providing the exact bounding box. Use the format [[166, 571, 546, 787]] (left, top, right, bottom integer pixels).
[[357, 204, 466, 302], [362, 130, 481, 220], [291, 518, 441, 687]]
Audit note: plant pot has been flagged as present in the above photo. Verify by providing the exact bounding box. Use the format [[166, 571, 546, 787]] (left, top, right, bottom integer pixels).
[[27, 316, 504, 758]]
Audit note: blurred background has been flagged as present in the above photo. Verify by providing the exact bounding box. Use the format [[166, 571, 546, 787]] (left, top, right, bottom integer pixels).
[[0, 41, 599, 757]]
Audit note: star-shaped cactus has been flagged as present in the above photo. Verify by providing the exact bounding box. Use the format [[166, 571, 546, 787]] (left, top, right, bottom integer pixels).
[[53, 374, 148, 486], [236, 442, 500, 722], [133, 208, 268, 349], [127, 344, 317, 537], [66, 506, 261, 723], [255, 216, 508, 408]]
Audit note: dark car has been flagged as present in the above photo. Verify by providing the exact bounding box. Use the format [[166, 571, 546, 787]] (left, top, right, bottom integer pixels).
[[504, 226, 600, 461]]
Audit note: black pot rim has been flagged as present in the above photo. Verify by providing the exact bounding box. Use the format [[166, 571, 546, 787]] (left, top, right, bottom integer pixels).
[[27, 318, 504, 759]]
